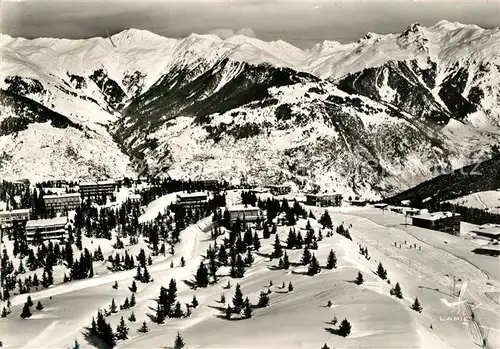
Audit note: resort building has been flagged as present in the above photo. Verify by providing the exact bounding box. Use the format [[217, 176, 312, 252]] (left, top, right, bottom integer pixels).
[[0, 209, 30, 227], [79, 181, 115, 197], [25, 216, 68, 242], [472, 243, 500, 257], [176, 192, 208, 207], [471, 226, 500, 240], [43, 193, 81, 211], [306, 193, 343, 207], [411, 211, 461, 235], [267, 185, 292, 196], [227, 205, 263, 225]]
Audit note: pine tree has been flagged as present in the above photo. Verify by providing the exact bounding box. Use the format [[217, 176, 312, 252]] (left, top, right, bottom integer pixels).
[[180, 256, 186, 267], [134, 265, 142, 281], [337, 318, 352, 337], [307, 254, 321, 276], [109, 298, 118, 313], [137, 321, 149, 333], [129, 280, 137, 293], [301, 247, 312, 265], [321, 344, 330, 349], [225, 305, 232, 320], [173, 301, 184, 318], [243, 297, 252, 319], [141, 266, 151, 283], [412, 297, 423, 313], [191, 295, 199, 308], [320, 210, 333, 229], [220, 293, 226, 304], [173, 332, 186, 349], [326, 249, 337, 269], [252, 232, 261, 251], [377, 262, 387, 280], [195, 262, 209, 288], [282, 251, 290, 269], [391, 282, 403, 299], [1, 307, 8, 318], [128, 311, 136, 322], [257, 291, 270, 307], [355, 272, 364, 285], [327, 300, 332, 307], [26, 295, 34, 307], [112, 281, 118, 289], [288, 282, 294, 292], [36, 301, 43, 310], [272, 234, 283, 258], [331, 315, 338, 325], [130, 293, 136, 307], [116, 316, 129, 340], [20, 302, 32, 318], [232, 284, 244, 313]]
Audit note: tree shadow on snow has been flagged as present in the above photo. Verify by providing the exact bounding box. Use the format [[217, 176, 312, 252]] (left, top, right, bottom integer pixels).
[[291, 270, 309, 276], [323, 327, 342, 336], [208, 304, 227, 312], [181, 279, 198, 290]]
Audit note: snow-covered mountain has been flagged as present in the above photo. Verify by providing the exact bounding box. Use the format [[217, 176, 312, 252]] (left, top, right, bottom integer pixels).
[[1, 21, 499, 196]]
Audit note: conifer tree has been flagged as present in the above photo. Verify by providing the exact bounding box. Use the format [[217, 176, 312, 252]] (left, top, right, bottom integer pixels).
[[412, 297, 423, 313], [20, 302, 32, 318], [128, 311, 136, 322], [191, 295, 199, 308], [109, 298, 118, 313], [326, 249, 337, 269], [321, 344, 330, 349], [195, 262, 209, 288], [116, 316, 129, 340], [173, 301, 183, 318], [220, 293, 226, 304], [243, 297, 252, 319], [180, 256, 186, 267], [377, 262, 387, 280], [301, 247, 312, 265], [307, 254, 321, 276], [134, 265, 142, 281], [355, 272, 364, 285], [288, 282, 294, 292], [232, 284, 244, 313], [36, 301, 43, 310], [320, 210, 333, 229], [245, 248, 254, 265], [225, 305, 232, 320], [337, 318, 352, 337], [112, 281, 118, 289], [173, 332, 186, 349], [262, 224, 271, 239], [252, 232, 261, 251], [391, 282, 403, 299], [272, 234, 283, 258], [129, 280, 137, 293], [282, 251, 290, 269], [130, 293, 136, 307], [257, 291, 270, 308], [26, 295, 34, 307], [1, 307, 9, 318], [141, 265, 151, 283], [137, 321, 149, 333]]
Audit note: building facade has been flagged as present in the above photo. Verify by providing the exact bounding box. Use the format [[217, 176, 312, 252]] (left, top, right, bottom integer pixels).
[[267, 185, 291, 196], [411, 212, 461, 235], [227, 205, 263, 225], [43, 193, 81, 211], [25, 217, 68, 242], [176, 192, 208, 207], [0, 209, 30, 227], [79, 181, 115, 197], [306, 193, 343, 207]]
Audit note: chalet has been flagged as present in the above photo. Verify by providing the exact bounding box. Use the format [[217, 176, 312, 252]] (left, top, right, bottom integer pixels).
[[472, 243, 500, 257], [227, 205, 263, 226], [25, 216, 68, 242], [373, 203, 388, 209], [405, 208, 421, 216], [350, 199, 367, 206], [471, 226, 500, 240], [267, 185, 291, 196], [0, 209, 30, 228], [43, 193, 81, 211], [79, 181, 115, 197], [176, 192, 208, 207], [411, 211, 461, 235], [306, 193, 342, 207]]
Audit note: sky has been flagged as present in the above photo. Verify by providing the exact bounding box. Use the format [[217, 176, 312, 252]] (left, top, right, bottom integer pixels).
[[1, 0, 499, 48]]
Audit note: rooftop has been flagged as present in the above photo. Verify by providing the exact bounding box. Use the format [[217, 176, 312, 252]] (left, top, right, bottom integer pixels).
[[476, 243, 500, 252], [412, 211, 461, 221], [471, 227, 500, 237], [26, 216, 68, 228], [79, 181, 115, 186], [227, 205, 260, 212], [177, 192, 207, 199], [307, 193, 342, 197], [43, 193, 81, 199], [0, 208, 30, 215]]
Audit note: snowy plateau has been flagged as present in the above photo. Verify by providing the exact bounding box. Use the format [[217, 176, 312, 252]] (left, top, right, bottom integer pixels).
[[0, 20, 499, 198]]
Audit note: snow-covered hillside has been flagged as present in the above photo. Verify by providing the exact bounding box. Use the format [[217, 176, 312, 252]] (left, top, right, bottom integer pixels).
[[448, 191, 500, 214], [1, 21, 499, 194]]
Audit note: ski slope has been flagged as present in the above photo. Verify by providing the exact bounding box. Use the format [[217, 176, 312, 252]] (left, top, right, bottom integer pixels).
[[2, 205, 499, 349]]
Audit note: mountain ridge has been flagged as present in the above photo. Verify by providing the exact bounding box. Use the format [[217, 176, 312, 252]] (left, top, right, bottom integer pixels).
[[1, 21, 499, 197]]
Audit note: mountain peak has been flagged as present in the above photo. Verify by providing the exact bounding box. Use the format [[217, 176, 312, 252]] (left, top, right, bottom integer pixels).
[[400, 23, 422, 37]]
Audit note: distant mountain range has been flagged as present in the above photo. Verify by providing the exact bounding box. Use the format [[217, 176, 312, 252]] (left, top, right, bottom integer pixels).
[[1, 21, 499, 198]]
